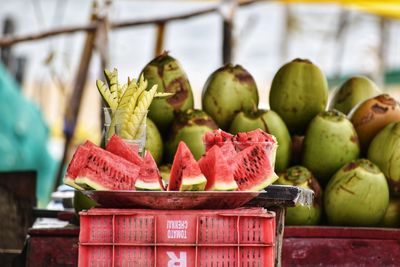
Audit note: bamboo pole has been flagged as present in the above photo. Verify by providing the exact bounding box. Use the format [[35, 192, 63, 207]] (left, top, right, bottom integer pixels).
[[53, 4, 100, 190], [154, 22, 166, 57], [96, 15, 110, 142], [0, 0, 261, 47], [377, 17, 388, 87], [221, 0, 238, 64]]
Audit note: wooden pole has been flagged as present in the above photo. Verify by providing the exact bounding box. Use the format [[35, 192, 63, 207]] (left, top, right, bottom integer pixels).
[[221, 0, 237, 64], [377, 17, 388, 87], [154, 22, 166, 57], [0, 1, 262, 48], [53, 4, 99, 191], [96, 9, 110, 146], [222, 19, 234, 64], [220, 0, 237, 65]]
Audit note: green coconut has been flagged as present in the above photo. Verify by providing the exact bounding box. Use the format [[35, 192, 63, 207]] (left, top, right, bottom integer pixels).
[[329, 76, 380, 115], [165, 109, 218, 162], [368, 122, 400, 196], [144, 117, 163, 165], [302, 110, 360, 185], [324, 159, 389, 226], [269, 58, 328, 134], [275, 166, 322, 225], [379, 198, 400, 228], [202, 64, 259, 130], [140, 52, 194, 135], [229, 110, 292, 172]]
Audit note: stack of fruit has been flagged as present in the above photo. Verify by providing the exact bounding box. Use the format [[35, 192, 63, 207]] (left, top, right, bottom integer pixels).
[[68, 51, 400, 227], [267, 60, 400, 228], [139, 54, 400, 227]]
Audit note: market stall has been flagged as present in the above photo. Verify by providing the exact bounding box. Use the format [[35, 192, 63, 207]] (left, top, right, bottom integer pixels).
[[1, 1, 400, 266]]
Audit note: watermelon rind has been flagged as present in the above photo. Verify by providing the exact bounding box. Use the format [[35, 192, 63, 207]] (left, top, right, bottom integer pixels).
[[64, 177, 85, 190], [135, 180, 164, 191], [180, 174, 207, 191], [212, 180, 238, 191], [75, 176, 111, 190], [246, 172, 278, 191]]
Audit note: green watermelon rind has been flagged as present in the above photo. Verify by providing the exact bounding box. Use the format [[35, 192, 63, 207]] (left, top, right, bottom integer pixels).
[[180, 174, 207, 191], [246, 172, 279, 191], [75, 176, 111, 190], [64, 177, 85, 190], [135, 180, 164, 191], [211, 180, 238, 191]]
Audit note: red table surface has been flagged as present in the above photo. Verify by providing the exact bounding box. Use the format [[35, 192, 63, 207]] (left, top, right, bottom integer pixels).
[[25, 226, 400, 267]]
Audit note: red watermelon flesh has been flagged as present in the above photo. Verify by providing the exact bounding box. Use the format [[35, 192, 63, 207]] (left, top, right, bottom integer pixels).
[[105, 134, 143, 166], [64, 141, 96, 190], [135, 151, 165, 191], [203, 129, 233, 151], [233, 129, 277, 167], [233, 143, 278, 191], [219, 141, 237, 169], [74, 144, 140, 190], [198, 145, 238, 191], [168, 141, 207, 191], [234, 129, 276, 149]]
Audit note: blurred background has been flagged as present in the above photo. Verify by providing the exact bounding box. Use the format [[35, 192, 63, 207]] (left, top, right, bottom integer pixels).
[[1, 0, 400, 207]]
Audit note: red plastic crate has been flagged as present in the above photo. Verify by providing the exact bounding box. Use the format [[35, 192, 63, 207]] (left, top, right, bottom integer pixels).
[[79, 208, 275, 267]]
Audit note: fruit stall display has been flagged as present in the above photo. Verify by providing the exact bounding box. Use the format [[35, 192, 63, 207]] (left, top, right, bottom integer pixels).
[[59, 56, 310, 266], [57, 52, 400, 266]]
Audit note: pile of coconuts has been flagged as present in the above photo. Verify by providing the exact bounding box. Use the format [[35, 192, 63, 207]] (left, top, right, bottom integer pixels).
[[111, 51, 400, 228], [268, 60, 400, 227]]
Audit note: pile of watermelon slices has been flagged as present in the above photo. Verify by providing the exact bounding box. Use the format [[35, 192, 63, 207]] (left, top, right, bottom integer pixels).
[[200, 128, 278, 191], [64, 129, 278, 192], [64, 135, 165, 191]]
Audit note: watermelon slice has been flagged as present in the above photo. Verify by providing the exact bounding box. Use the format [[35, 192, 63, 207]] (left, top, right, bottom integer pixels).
[[233, 128, 278, 167], [168, 141, 207, 191], [233, 143, 278, 191], [105, 134, 142, 166], [71, 144, 140, 190], [134, 151, 165, 191], [64, 141, 96, 190], [198, 145, 238, 191]]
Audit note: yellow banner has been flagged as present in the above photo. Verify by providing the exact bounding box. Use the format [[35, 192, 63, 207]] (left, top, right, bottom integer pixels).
[[278, 0, 400, 19]]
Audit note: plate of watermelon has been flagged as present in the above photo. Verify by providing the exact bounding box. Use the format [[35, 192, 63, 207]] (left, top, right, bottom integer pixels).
[[65, 129, 280, 209]]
